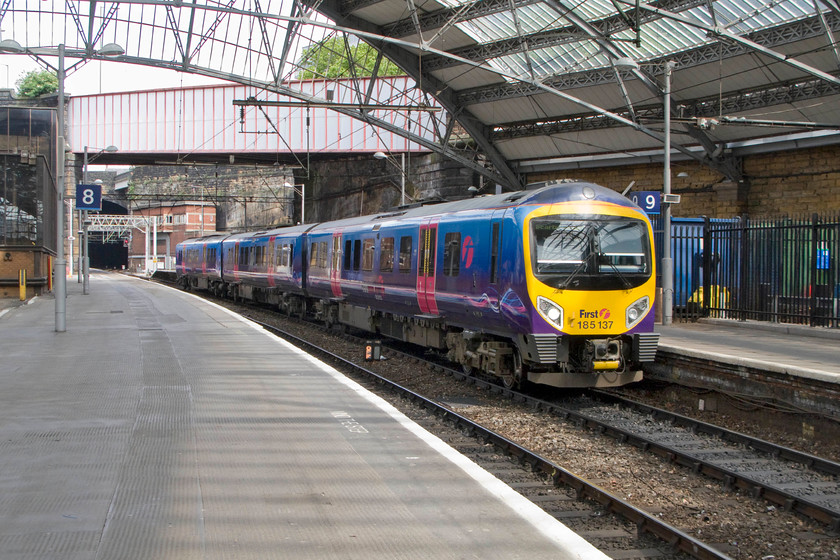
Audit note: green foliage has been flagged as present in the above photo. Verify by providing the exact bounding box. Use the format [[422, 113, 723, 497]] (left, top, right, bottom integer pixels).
[[16, 70, 59, 98], [297, 37, 404, 79]]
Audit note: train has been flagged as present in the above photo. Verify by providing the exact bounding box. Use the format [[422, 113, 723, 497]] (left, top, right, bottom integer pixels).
[[176, 179, 659, 389]]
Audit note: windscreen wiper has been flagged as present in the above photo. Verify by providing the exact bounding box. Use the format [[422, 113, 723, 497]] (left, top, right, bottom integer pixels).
[[558, 252, 591, 289], [599, 253, 633, 289]]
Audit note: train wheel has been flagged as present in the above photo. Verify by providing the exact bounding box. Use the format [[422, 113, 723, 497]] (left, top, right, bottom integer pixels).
[[462, 364, 474, 376], [500, 351, 523, 389]]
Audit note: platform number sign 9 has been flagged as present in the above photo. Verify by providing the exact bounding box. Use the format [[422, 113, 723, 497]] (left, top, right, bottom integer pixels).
[[628, 191, 661, 214], [76, 183, 102, 211]]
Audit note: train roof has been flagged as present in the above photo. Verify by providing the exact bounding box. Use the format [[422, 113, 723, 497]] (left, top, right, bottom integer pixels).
[[220, 223, 314, 242], [179, 234, 228, 245], [306, 180, 638, 233], [177, 181, 643, 246]]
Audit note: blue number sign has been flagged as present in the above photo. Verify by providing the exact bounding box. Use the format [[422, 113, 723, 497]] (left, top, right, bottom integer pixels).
[[76, 183, 103, 211], [629, 191, 661, 214]]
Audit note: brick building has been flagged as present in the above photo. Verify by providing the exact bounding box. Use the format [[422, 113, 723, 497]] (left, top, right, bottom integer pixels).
[[127, 202, 216, 273]]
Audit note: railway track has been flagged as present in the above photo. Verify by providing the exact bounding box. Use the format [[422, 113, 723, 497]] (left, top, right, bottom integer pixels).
[[410, 342, 840, 531]]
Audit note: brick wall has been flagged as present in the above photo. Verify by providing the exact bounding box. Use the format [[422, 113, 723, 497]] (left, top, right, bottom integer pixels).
[[0, 249, 50, 299], [527, 144, 840, 218]]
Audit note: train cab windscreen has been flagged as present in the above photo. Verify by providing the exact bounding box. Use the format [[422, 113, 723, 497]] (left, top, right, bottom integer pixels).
[[531, 215, 651, 290]]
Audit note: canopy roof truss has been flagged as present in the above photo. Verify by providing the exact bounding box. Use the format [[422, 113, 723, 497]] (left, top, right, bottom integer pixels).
[[3, 0, 840, 190]]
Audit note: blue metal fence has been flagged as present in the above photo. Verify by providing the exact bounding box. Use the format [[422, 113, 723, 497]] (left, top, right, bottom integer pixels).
[[654, 213, 840, 327]]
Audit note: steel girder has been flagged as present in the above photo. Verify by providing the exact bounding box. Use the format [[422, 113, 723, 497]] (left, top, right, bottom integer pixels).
[[300, 0, 525, 189]]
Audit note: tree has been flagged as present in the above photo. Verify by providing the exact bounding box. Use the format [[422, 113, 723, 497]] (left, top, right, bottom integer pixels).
[[297, 37, 403, 79], [16, 70, 58, 98]]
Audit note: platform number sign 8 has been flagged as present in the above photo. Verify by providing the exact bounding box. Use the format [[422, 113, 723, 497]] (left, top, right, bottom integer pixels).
[[76, 183, 103, 211], [628, 191, 661, 214]]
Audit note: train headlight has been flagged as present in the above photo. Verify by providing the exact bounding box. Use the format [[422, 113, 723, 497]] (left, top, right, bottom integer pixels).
[[537, 296, 564, 328], [626, 296, 649, 328]]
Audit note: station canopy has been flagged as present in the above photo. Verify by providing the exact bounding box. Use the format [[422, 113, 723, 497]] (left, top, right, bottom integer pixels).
[[4, 0, 840, 189]]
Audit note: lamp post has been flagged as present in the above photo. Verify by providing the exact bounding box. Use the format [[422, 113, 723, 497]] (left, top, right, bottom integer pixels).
[[81, 145, 118, 294], [0, 39, 122, 329], [374, 151, 406, 206], [662, 61, 677, 326], [283, 182, 305, 224], [56, 44, 67, 331]]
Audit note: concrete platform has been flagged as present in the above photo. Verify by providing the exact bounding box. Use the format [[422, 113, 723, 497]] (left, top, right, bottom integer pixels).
[[656, 318, 840, 385], [0, 272, 606, 560]]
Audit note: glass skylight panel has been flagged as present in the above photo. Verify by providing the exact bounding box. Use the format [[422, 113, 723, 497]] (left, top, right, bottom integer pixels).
[[492, 41, 605, 78], [711, 0, 813, 33], [462, 3, 570, 43], [637, 18, 710, 58], [458, 15, 512, 44], [560, 0, 620, 21]]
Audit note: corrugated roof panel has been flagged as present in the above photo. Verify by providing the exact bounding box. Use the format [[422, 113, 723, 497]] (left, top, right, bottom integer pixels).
[[430, 66, 508, 91]]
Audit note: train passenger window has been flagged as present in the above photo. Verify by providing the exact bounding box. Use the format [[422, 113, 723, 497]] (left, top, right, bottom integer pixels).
[[380, 237, 395, 272], [362, 239, 375, 271], [319, 242, 328, 268], [443, 232, 461, 277], [399, 236, 412, 273], [310, 242, 319, 268], [490, 223, 500, 284], [344, 240, 352, 270], [353, 239, 362, 271]]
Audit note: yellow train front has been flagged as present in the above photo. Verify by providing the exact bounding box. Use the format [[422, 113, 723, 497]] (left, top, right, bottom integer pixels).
[[521, 181, 658, 387], [445, 180, 659, 389]]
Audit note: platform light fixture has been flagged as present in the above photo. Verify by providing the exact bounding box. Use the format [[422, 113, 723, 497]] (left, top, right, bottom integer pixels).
[[283, 182, 305, 224], [0, 39, 24, 53], [374, 151, 406, 206], [97, 43, 125, 57], [612, 56, 639, 71]]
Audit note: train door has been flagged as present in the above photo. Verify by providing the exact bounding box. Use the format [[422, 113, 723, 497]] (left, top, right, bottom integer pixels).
[[330, 232, 343, 297], [417, 219, 440, 315], [233, 241, 241, 282], [490, 210, 505, 286], [267, 236, 276, 287]]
